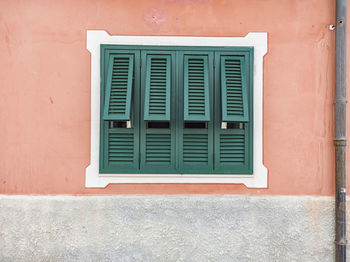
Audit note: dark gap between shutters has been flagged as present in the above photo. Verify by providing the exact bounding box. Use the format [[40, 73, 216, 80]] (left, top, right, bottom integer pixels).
[[147, 121, 170, 129], [184, 122, 207, 129], [227, 122, 244, 130]]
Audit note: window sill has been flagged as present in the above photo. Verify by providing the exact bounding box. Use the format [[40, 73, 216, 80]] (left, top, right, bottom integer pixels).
[[86, 166, 266, 187]]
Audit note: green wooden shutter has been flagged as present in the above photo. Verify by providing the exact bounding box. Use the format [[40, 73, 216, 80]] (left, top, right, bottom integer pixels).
[[100, 50, 140, 173], [221, 56, 248, 122], [184, 55, 210, 121], [213, 128, 251, 174], [103, 55, 134, 120], [183, 133, 209, 163], [218, 132, 246, 164], [140, 129, 176, 173], [100, 46, 254, 175], [180, 129, 213, 173], [214, 52, 253, 174], [178, 52, 213, 173], [139, 51, 176, 173], [104, 128, 139, 172], [108, 133, 134, 163], [144, 55, 171, 121], [145, 133, 172, 163]]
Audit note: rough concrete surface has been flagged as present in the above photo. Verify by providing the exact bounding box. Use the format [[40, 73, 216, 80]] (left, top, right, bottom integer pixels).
[[0, 195, 347, 261]]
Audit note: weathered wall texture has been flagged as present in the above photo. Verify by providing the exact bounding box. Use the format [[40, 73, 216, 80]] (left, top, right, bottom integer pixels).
[[0, 195, 347, 261], [0, 0, 349, 195]]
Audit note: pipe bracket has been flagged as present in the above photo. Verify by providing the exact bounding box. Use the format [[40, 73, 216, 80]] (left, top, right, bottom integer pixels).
[[336, 17, 345, 27], [333, 99, 348, 104], [334, 139, 347, 146], [335, 239, 348, 246]]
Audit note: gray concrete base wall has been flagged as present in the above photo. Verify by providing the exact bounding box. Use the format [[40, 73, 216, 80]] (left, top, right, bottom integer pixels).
[[0, 195, 347, 261]]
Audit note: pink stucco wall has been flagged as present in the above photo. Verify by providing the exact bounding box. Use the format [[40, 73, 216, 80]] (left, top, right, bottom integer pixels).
[[0, 0, 348, 195]]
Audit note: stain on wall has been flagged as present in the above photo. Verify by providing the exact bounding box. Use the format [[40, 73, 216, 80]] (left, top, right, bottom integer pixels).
[[143, 7, 167, 30]]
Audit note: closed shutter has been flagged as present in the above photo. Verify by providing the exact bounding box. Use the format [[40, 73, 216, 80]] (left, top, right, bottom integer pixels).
[[103, 127, 139, 172], [221, 56, 248, 122], [144, 55, 171, 121], [213, 128, 250, 173], [145, 133, 172, 163], [108, 133, 134, 163], [218, 132, 246, 165], [103, 55, 134, 120], [140, 127, 176, 172], [180, 128, 213, 173], [183, 133, 209, 163], [184, 55, 210, 122]]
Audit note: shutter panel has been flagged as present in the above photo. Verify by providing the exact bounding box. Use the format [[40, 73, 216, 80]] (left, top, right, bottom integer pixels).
[[140, 52, 176, 173], [213, 128, 250, 173], [180, 128, 213, 173], [145, 133, 172, 163], [101, 51, 140, 173], [214, 53, 252, 173], [108, 132, 134, 163], [144, 55, 171, 121], [219, 133, 245, 164], [184, 55, 210, 121], [103, 55, 134, 120], [140, 129, 176, 172], [105, 129, 139, 172], [179, 53, 213, 173], [221, 56, 248, 122], [183, 133, 209, 163]]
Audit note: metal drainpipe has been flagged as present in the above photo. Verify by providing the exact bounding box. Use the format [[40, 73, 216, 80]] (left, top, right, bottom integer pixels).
[[334, 0, 347, 261]]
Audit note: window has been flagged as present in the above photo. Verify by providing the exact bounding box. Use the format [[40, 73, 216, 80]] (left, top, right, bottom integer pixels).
[[86, 31, 267, 187], [100, 46, 253, 175]]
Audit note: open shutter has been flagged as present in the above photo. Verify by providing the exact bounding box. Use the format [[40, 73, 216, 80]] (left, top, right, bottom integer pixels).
[[179, 53, 213, 173], [184, 55, 210, 121], [214, 52, 252, 174], [144, 55, 171, 121], [221, 56, 248, 122], [101, 51, 140, 173], [140, 52, 176, 173], [103, 55, 134, 120]]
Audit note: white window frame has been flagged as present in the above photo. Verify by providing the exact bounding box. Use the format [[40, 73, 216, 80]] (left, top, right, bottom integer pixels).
[[86, 30, 268, 188]]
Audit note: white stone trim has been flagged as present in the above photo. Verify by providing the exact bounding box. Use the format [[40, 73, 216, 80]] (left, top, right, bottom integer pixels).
[[86, 30, 268, 188]]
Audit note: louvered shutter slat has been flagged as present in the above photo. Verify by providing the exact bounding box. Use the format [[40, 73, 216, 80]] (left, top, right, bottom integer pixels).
[[103, 55, 134, 120], [213, 128, 250, 173], [108, 133, 134, 163], [184, 55, 210, 121], [144, 55, 171, 121], [221, 56, 248, 122], [219, 134, 245, 163], [183, 134, 209, 163], [145, 134, 172, 163]]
